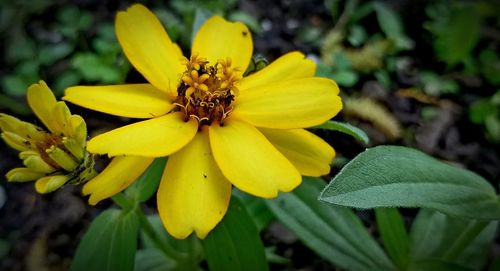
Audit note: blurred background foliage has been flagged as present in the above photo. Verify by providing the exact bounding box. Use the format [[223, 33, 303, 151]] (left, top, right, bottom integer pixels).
[[1, 0, 499, 146], [1, 0, 500, 270]]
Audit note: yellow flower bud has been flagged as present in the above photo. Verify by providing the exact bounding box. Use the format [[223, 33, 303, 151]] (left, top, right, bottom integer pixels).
[[6, 168, 45, 182], [46, 146, 78, 171], [1, 132, 30, 151], [23, 155, 55, 174], [62, 137, 84, 161], [35, 175, 69, 194]]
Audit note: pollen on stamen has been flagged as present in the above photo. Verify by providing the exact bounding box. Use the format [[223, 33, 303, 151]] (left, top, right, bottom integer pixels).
[[174, 55, 242, 126]]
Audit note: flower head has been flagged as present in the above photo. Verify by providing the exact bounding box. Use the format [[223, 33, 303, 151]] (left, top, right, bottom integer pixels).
[[63, 4, 342, 239], [1, 81, 95, 193]]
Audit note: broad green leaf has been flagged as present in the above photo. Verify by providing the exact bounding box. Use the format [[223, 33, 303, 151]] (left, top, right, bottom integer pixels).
[[479, 49, 500, 86], [375, 208, 409, 270], [135, 248, 175, 271], [126, 158, 167, 202], [0, 94, 30, 115], [38, 43, 73, 65], [229, 11, 261, 34], [71, 209, 139, 271], [139, 214, 202, 266], [373, 3, 402, 40], [233, 190, 275, 232], [409, 260, 473, 271], [319, 146, 500, 220], [313, 120, 369, 144], [410, 209, 497, 270], [71, 53, 122, 83], [373, 2, 413, 50], [266, 178, 394, 271], [202, 197, 269, 271], [426, 2, 481, 66]]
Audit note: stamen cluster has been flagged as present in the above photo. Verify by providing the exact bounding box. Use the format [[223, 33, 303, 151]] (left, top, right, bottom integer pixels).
[[174, 55, 242, 126]]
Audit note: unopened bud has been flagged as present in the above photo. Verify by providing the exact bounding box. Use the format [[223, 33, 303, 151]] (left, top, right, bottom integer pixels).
[[62, 137, 84, 161], [35, 175, 69, 194], [6, 168, 45, 182], [1, 132, 30, 151], [46, 146, 78, 171], [23, 155, 55, 174]]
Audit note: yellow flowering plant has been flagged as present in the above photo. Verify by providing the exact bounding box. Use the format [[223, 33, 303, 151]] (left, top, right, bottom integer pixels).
[[63, 4, 342, 239], [3, 3, 500, 271]]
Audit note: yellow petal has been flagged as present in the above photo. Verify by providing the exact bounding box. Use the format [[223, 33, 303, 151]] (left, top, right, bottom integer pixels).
[[209, 119, 301, 198], [53, 101, 72, 136], [83, 156, 154, 205], [35, 175, 69, 194], [0, 113, 46, 142], [87, 112, 198, 157], [69, 115, 87, 146], [237, 51, 316, 90], [116, 4, 185, 94], [6, 168, 45, 182], [27, 81, 60, 133], [1, 132, 30, 151], [233, 78, 342, 129], [64, 84, 174, 119], [192, 16, 253, 71], [23, 155, 56, 174], [260, 128, 334, 176], [157, 131, 231, 239]]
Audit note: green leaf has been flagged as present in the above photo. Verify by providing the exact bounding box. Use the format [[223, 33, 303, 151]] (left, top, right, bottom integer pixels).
[[71, 209, 139, 271], [54, 71, 81, 96], [135, 248, 176, 271], [469, 99, 498, 124], [71, 53, 122, 83], [426, 2, 481, 66], [313, 120, 369, 144], [479, 49, 500, 86], [410, 209, 497, 270], [409, 260, 473, 271], [0, 94, 30, 115], [126, 158, 167, 202], [139, 215, 201, 260], [233, 190, 275, 232], [202, 197, 269, 271], [229, 11, 262, 34], [266, 178, 394, 271], [2, 75, 30, 97], [375, 208, 409, 270], [38, 43, 73, 65], [319, 145, 500, 220], [330, 70, 359, 87], [373, 3, 413, 50]]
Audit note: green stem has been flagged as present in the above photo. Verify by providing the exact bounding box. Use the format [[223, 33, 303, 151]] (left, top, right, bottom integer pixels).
[[111, 193, 134, 210], [134, 207, 186, 261], [442, 221, 489, 261], [111, 193, 186, 262]]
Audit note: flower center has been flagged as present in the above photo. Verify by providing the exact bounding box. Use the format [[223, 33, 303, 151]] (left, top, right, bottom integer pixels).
[[174, 54, 242, 126]]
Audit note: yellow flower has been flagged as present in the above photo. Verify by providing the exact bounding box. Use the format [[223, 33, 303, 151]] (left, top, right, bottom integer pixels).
[[63, 4, 342, 239], [0, 81, 96, 193]]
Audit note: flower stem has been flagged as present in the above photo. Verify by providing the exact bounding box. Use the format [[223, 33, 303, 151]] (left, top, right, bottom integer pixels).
[[134, 206, 186, 261], [442, 220, 489, 261], [111, 193, 134, 210], [112, 193, 186, 262]]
